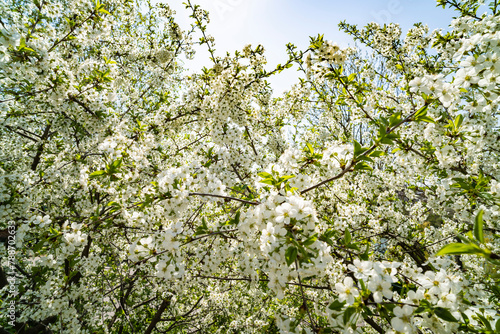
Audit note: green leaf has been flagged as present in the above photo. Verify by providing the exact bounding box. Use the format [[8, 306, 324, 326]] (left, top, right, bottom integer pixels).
[[388, 112, 402, 127], [99, 7, 111, 15], [474, 210, 484, 243], [306, 142, 314, 154], [285, 246, 298, 266], [347, 243, 360, 251], [379, 137, 395, 145], [344, 229, 352, 245], [477, 313, 493, 330], [451, 178, 471, 190], [233, 211, 241, 225], [302, 234, 318, 246], [414, 306, 426, 314], [108, 158, 122, 172], [259, 179, 275, 186], [258, 172, 273, 178], [353, 140, 362, 156], [353, 162, 372, 171], [328, 300, 346, 311], [417, 116, 436, 123], [32, 240, 45, 252], [320, 231, 334, 246], [413, 105, 435, 123], [369, 150, 385, 158], [379, 117, 389, 127], [414, 105, 428, 119], [360, 243, 370, 261], [66, 270, 79, 282], [461, 311, 469, 324], [378, 124, 387, 137], [279, 175, 295, 183], [435, 242, 484, 256], [384, 303, 396, 312], [454, 114, 464, 130], [362, 305, 374, 316], [49, 227, 59, 236], [343, 306, 356, 325], [89, 170, 106, 178], [194, 218, 209, 236], [357, 156, 374, 163], [456, 234, 470, 244], [434, 307, 458, 322], [353, 141, 367, 157]]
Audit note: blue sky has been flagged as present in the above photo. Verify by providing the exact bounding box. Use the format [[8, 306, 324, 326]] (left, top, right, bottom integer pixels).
[[169, 0, 456, 94]]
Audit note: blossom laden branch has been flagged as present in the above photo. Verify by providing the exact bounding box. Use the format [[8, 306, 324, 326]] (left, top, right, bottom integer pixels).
[[188, 192, 260, 205]]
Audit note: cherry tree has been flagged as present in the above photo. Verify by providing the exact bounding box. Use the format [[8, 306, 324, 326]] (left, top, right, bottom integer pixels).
[[0, 0, 499, 333]]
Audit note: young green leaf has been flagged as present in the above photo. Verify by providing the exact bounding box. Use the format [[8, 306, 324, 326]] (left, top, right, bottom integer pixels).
[[369, 150, 385, 158], [344, 229, 352, 245], [328, 300, 346, 311], [414, 105, 428, 119], [233, 211, 241, 225], [474, 210, 484, 243], [257, 172, 273, 178], [436, 243, 484, 256], [454, 114, 464, 130], [360, 243, 370, 261], [32, 240, 45, 252], [434, 307, 458, 322], [285, 246, 298, 266], [353, 162, 372, 171], [89, 170, 106, 178], [353, 140, 362, 156], [302, 234, 318, 247], [343, 306, 356, 325], [306, 142, 314, 154], [388, 111, 402, 127]]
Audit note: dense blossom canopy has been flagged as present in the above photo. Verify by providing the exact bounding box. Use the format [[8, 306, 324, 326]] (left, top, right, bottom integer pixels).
[[0, 0, 500, 333]]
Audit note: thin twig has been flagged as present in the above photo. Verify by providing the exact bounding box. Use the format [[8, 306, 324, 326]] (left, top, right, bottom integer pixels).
[[188, 192, 260, 206]]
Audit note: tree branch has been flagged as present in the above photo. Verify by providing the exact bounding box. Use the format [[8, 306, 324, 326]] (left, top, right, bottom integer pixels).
[[31, 124, 51, 171], [144, 298, 171, 334], [188, 192, 260, 206]]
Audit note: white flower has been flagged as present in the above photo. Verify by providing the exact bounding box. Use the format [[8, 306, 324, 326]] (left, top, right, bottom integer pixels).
[[391, 305, 414, 333], [275, 203, 297, 225], [371, 261, 399, 282], [409, 77, 423, 92], [347, 259, 372, 280], [367, 275, 393, 303], [454, 67, 479, 88], [129, 243, 148, 261], [437, 291, 457, 309], [335, 277, 359, 305], [404, 289, 426, 305], [33, 215, 52, 228], [140, 236, 154, 248], [288, 195, 315, 221], [437, 83, 457, 107], [160, 232, 180, 252], [156, 261, 174, 279], [478, 70, 500, 89], [260, 222, 277, 253], [419, 270, 450, 295]]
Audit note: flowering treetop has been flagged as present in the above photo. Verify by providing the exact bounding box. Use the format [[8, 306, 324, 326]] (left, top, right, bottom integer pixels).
[[0, 0, 499, 333]]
